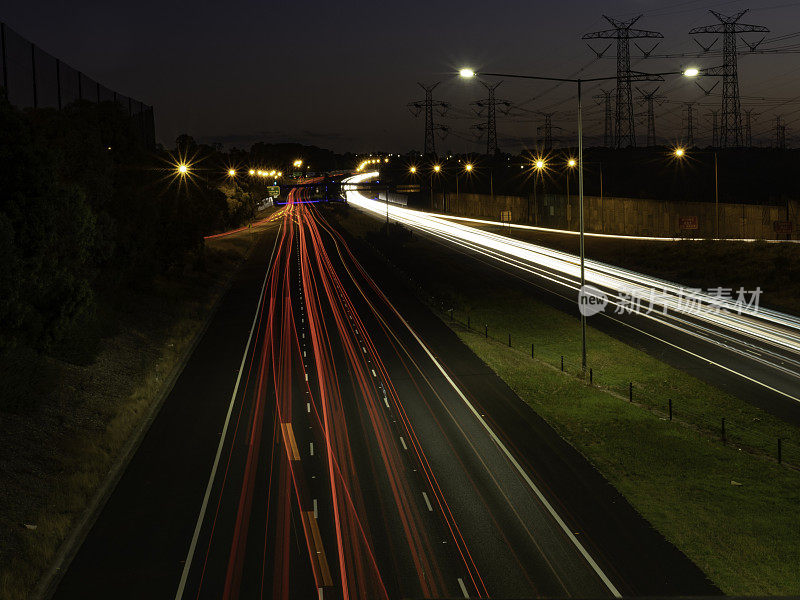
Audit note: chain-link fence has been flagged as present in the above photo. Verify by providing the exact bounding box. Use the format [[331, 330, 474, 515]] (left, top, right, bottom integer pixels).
[[438, 304, 800, 469], [0, 21, 155, 147]]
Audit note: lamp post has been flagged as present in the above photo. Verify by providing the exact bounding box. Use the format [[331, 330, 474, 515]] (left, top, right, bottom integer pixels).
[[456, 162, 473, 211], [460, 66, 700, 371], [673, 147, 720, 238], [531, 158, 546, 225], [565, 158, 577, 228], [431, 163, 441, 209]]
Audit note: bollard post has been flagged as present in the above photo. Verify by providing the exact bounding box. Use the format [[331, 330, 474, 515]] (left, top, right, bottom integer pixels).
[[485, 324, 488, 339], [721, 418, 726, 444], [467, 315, 470, 329], [589, 368, 593, 385], [629, 382, 633, 402], [669, 399, 673, 421], [531, 343, 534, 359], [508, 334, 511, 347], [778, 438, 782, 464], [561, 356, 564, 371]]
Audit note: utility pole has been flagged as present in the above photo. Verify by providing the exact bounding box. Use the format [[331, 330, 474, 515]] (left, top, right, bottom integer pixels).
[[594, 89, 614, 147], [690, 10, 768, 148], [584, 15, 663, 148], [471, 80, 510, 155], [685, 102, 696, 147], [407, 82, 449, 158], [636, 87, 665, 147]]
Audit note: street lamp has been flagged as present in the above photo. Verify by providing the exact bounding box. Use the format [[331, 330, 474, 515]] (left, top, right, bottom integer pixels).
[[228, 169, 236, 177], [460, 65, 700, 371], [410, 166, 417, 174], [177, 164, 188, 175]]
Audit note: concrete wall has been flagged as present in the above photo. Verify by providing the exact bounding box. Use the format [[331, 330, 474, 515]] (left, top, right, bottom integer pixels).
[[433, 192, 799, 239]]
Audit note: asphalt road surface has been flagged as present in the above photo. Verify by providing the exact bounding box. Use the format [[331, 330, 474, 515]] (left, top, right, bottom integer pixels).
[[52, 189, 717, 599]]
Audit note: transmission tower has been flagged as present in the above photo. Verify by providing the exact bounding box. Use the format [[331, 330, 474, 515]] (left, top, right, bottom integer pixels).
[[777, 116, 787, 149], [685, 103, 697, 147], [594, 89, 614, 147], [744, 109, 758, 147], [710, 110, 720, 147], [584, 15, 663, 148], [690, 10, 768, 148], [536, 114, 555, 152], [636, 87, 665, 147], [407, 82, 449, 157], [470, 81, 510, 155]]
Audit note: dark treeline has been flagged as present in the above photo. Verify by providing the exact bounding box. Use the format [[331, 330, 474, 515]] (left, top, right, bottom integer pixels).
[[0, 96, 350, 365], [385, 147, 800, 206]]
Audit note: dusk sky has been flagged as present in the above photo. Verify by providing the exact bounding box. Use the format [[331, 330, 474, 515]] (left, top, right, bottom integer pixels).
[[5, 1, 800, 152]]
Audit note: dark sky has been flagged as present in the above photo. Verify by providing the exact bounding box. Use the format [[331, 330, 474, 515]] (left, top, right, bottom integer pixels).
[[5, 1, 800, 152]]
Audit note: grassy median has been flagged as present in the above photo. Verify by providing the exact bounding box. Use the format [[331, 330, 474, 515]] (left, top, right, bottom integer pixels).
[[331, 204, 800, 595], [0, 211, 281, 600]]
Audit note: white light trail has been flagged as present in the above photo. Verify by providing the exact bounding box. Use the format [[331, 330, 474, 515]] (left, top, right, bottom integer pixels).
[[344, 173, 800, 373]]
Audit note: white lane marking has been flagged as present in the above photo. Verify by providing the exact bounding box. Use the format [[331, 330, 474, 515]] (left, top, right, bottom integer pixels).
[[602, 312, 800, 403], [399, 436, 407, 450], [362, 346, 367, 353], [174, 227, 280, 600], [371, 369, 377, 377], [422, 492, 433, 512], [457, 577, 469, 598], [305, 373, 309, 381], [383, 397, 390, 409], [397, 312, 623, 598], [310, 442, 314, 456], [313, 498, 318, 519], [304, 350, 307, 357], [307, 402, 311, 413]]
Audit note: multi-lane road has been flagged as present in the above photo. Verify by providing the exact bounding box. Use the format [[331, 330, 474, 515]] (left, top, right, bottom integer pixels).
[[52, 185, 716, 599], [346, 172, 800, 426]]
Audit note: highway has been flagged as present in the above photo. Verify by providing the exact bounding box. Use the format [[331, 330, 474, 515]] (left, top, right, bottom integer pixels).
[[52, 184, 716, 599], [345, 172, 800, 426]]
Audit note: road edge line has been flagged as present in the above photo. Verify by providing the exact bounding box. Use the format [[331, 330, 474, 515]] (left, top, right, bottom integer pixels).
[[173, 225, 281, 599], [31, 228, 274, 600], [396, 312, 623, 598]]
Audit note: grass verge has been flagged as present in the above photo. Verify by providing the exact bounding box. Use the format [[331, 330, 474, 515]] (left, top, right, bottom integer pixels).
[[330, 204, 800, 594], [0, 210, 281, 600]]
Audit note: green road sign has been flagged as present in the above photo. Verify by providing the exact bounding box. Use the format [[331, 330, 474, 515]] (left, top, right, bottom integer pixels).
[[267, 185, 281, 198]]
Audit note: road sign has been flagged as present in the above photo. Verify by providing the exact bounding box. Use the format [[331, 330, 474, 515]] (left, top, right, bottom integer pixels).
[[679, 216, 698, 230], [267, 185, 280, 198], [500, 210, 512, 223], [773, 220, 792, 234], [396, 184, 420, 193]]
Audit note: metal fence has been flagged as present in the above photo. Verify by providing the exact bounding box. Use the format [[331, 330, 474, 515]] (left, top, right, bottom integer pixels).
[[0, 21, 155, 147]]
